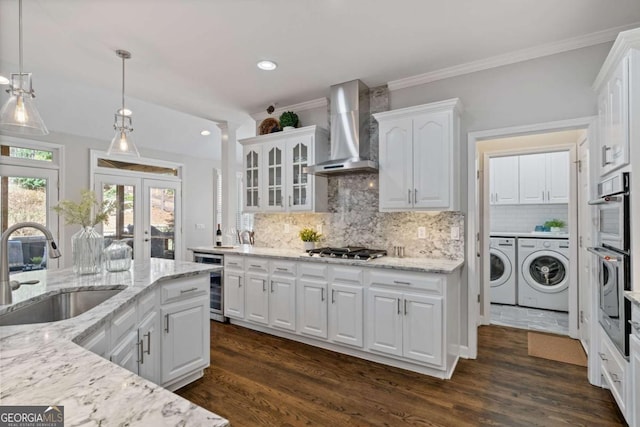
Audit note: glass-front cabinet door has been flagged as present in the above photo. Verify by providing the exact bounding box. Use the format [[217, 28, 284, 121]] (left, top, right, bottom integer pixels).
[[243, 145, 261, 212], [287, 135, 313, 211], [264, 142, 284, 211]]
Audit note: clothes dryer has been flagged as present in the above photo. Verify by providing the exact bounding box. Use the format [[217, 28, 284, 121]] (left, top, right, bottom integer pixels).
[[489, 237, 517, 305], [518, 238, 569, 311]]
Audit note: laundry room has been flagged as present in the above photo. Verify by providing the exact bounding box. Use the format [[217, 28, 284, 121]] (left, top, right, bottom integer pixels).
[[478, 129, 588, 338]]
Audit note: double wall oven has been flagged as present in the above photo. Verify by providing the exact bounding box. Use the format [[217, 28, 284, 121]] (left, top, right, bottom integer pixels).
[[588, 172, 631, 357]]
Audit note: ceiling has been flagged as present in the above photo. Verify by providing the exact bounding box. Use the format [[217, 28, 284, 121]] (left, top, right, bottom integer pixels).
[[1, 0, 640, 156]]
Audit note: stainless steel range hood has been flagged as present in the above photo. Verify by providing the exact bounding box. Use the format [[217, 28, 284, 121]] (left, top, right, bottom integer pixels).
[[304, 79, 377, 176]]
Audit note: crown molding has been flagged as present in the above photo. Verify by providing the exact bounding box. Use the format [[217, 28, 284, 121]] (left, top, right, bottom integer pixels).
[[593, 27, 640, 90], [388, 23, 640, 92], [251, 97, 328, 121]]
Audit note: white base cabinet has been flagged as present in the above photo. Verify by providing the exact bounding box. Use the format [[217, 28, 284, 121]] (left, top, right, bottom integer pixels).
[[225, 255, 461, 379], [630, 303, 640, 427], [77, 273, 210, 390], [224, 255, 245, 319]]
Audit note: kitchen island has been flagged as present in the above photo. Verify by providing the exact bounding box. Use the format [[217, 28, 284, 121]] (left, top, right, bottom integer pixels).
[[0, 259, 228, 427], [191, 245, 464, 379]]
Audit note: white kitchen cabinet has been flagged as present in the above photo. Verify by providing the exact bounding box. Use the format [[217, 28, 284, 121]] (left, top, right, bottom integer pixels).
[[137, 310, 160, 382], [239, 126, 329, 213], [245, 258, 270, 325], [224, 256, 245, 319], [109, 330, 139, 374], [298, 263, 328, 339], [630, 303, 640, 427], [269, 275, 297, 331], [328, 266, 364, 347], [598, 327, 628, 418], [243, 144, 262, 212], [367, 288, 443, 366], [596, 54, 630, 176], [518, 151, 569, 204], [489, 156, 519, 205], [374, 99, 461, 212]]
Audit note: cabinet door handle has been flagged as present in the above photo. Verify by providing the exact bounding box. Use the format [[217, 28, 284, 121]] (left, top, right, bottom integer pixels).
[[262, 279, 266, 292], [598, 352, 607, 361], [270, 280, 274, 293], [542, 191, 545, 201], [408, 189, 411, 204], [397, 298, 401, 315], [289, 196, 292, 207], [602, 145, 611, 166], [331, 289, 335, 304], [180, 287, 198, 294], [145, 332, 151, 356], [137, 339, 144, 364], [321, 288, 325, 301], [394, 280, 411, 285], [165, 314, 170, 333], [239, 278, 242, 288], [414, 189, 417, 204], [250, 264, 262, 268], [404, 299, 408, 315]]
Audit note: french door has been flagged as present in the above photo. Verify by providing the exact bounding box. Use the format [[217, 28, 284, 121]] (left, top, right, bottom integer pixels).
[[1, 164, 59, 270], [94, 174, 181, 262]]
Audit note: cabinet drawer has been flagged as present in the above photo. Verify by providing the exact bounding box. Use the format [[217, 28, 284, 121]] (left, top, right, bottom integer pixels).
[[161, 275, 209, 305], [330, 266, 363, 284], [225, 255, 244, 270], [599, 329, 626, 412], [271, 260, 296, 276], [299, 262, 328, 280], [631, 303, 640, 339], [246, 257, 269, 273], [368, 269, 443, 293]]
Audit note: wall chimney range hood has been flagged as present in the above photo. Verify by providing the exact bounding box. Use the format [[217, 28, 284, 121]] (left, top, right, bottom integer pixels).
[[304, 79, 377, 176]]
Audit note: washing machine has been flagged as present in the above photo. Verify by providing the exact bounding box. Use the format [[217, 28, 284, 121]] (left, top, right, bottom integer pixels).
[[489, 237, 517, 305], [518, 238, 569, 311]]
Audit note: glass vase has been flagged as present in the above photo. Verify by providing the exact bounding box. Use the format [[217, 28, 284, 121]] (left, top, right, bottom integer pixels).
[[72, 226, 104, 275], [104, 239, 132, 272]]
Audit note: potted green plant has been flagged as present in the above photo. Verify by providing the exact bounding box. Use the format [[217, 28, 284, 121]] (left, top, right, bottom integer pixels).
[[279, 111, 299, 131], [299, 227, 321, 251], [53, 190, 117, 275], [544, 219, 566, 233]]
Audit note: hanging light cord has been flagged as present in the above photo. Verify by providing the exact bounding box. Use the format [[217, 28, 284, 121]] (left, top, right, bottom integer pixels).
[[18, 0, 23, 77], [121, 54, 125, 130]]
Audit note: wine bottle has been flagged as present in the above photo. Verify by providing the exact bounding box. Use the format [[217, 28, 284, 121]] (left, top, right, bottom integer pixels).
[[215, 224, 222, 247]]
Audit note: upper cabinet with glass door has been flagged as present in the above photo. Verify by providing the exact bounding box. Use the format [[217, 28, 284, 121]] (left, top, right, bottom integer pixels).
[[239, 125, 329, 213]]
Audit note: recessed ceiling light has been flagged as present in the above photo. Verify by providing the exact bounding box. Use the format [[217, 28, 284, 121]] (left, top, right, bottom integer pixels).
[[117, 108, 132, 116], [0, 75, 9, 85], [257, 60, 277, 71], [200, 130, 211, 136]]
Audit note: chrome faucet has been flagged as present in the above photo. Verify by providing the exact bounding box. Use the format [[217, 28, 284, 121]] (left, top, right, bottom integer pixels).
[[1, 222, 62, 305]]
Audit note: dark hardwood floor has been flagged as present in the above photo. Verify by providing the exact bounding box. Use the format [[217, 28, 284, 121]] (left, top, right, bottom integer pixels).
[[177, 322, 626, 426]]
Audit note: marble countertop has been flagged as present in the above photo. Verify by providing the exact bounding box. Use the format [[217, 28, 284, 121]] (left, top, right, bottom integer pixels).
[[626, 291, 640, 307], [490, 231, 570, 239], [189, 246, 464, 274], [0, 259, 229, 427]]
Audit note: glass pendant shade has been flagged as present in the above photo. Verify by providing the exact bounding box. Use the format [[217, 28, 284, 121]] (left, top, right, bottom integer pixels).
[[0, 73, 48, 135], [108, 114, 139, 156]]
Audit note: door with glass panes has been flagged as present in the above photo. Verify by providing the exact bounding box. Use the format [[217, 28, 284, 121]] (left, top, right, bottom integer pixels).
[[1, 164, 59, 271], [264, 142, 284, 211], [94, 174, 181, 262], [287, 135, 313, 211], [243, 145, 261, 211]]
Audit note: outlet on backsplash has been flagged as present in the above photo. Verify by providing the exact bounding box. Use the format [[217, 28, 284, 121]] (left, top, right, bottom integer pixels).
[[418, 227, 426, 239], [284, 223, 290, 233], [450, 226, 460, 240], [316, 224, 323, 234]]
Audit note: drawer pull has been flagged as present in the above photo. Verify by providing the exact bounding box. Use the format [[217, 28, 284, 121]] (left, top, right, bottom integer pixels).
[[276, 267, 288, 271], [250, 264, 262, 268], [598, 352, 608, 361], [611, 373, 621, 383], [180, 287, 199, 294], [394, 280, 411, 285]]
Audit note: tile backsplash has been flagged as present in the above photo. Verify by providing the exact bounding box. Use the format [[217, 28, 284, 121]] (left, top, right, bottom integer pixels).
[[490, 204, 569, 233], [253, 174, 465, 260]]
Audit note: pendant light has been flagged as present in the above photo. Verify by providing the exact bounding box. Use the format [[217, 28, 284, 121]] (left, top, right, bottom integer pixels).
[[0, 0, 48, 135], [108, 49, 139, 157]]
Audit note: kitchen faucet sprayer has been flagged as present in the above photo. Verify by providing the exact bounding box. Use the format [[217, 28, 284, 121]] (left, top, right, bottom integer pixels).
[[0, 222, 61, 305]]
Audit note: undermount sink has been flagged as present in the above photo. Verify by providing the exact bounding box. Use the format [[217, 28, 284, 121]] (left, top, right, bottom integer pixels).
[[0, 287, 125, 326]]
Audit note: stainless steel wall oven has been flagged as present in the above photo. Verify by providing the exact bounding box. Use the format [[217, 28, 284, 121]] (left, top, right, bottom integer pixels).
[[588, 171, 630, 358], [193, 252, 226, 322]]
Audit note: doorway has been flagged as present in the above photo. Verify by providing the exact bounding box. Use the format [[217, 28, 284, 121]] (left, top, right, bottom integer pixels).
[[466, 117, 597, 363]]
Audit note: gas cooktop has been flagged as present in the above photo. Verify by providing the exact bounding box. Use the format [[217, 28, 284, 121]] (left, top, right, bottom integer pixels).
[[305, 246, 387, 261]]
